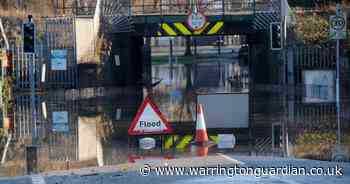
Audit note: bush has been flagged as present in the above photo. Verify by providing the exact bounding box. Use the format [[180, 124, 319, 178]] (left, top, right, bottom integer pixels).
[[294, 130, 350, 160], [295, 14, 329, 44], [1, 76, 14, 111]]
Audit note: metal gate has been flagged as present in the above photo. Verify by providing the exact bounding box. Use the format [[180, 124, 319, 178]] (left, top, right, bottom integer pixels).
[[12, 17, 78, 90], [44, 17, 78, 89]]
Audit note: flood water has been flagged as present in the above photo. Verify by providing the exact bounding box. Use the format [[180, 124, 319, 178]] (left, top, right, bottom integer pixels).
[[0, 52, 349, 177]]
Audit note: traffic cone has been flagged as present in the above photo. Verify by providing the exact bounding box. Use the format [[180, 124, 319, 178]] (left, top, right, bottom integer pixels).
[[195, 104, 208, 145]]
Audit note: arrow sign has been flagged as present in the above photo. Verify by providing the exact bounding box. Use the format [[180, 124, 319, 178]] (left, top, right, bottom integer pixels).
[[128, 96, 173, 135]]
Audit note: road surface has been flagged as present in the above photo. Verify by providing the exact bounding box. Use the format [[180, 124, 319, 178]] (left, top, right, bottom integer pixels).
[[1, 154, 349, 184]]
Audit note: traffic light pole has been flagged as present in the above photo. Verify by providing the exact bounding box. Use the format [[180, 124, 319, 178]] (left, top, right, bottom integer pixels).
[[280, 0, 290, 157], [29, 53, 37, 140], [23, 15, 37, 143]]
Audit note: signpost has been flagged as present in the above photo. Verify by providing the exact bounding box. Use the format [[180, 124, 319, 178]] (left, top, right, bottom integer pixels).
[[187, 11, 207, 31], [51, 49, 67, 70], [187, 0, 207, 31], [330, 4, 347, 145], [128, 96, 172, 135], [330, 15, 347, 40], [52, 111, 69, 132]]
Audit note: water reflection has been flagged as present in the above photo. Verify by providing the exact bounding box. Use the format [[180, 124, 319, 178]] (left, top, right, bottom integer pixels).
[[0, 60, 349, 177], [151, 61, 249, 122]]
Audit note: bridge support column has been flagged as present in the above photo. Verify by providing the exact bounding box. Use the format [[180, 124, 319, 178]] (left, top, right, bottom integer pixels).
[[143, 37, 152, 93], [110, 34, 143, 86]]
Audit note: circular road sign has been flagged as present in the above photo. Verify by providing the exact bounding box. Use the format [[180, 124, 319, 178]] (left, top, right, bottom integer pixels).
[[187, 11, 207, 31], [330, 16, 346, 30]]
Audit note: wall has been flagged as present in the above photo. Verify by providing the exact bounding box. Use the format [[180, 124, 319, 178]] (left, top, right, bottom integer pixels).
[[75, 17, 95, 64]]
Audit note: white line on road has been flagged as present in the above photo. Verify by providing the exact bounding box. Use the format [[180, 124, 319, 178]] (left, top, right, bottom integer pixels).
[[217, 153, 245, 165], [31, 175, 46, 184], [216, 154, 302, 184]]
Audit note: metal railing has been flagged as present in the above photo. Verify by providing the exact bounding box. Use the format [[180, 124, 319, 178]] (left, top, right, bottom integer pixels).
[[57, 0, 280, 16], [59, 0, 285, 16], [129, 0, 256, 15]]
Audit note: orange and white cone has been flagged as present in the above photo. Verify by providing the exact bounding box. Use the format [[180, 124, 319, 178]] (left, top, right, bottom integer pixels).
[[195, 104, 208, 145]]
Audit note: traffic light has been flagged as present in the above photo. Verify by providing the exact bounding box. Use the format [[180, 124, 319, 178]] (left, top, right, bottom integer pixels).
[[23, 21, 35, 53], [270, 22, 282, 50]]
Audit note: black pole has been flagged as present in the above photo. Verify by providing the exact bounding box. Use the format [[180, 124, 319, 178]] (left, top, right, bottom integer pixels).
[[184, 37, 192, 56], [194, 38, 197, 56]]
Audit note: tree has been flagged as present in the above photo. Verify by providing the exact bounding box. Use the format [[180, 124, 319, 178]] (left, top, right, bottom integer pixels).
[[295, 14, 329, 44]]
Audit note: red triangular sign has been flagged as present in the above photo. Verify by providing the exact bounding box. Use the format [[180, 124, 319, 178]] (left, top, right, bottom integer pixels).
[[128, 96, 173, 135]]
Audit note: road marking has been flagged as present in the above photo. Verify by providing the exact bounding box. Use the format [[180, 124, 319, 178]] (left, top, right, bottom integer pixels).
[[215, 155, 303, 184], [217, 153, 244, 165], [31, 175, 46, 184]]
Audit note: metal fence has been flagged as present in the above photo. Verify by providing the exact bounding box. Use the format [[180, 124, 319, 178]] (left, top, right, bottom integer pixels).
[[13, 95, 46, 140], [12, 93, 79, 161], [55, 0, 280, 16], [291, 45, 337, 101], [289, 45, 349, 128], [11, 43, 45, 89], [43, 17, 78, 89], [130, 0, 256, 15], [250, 44, 349, 133], [12, 17, 78, 90]]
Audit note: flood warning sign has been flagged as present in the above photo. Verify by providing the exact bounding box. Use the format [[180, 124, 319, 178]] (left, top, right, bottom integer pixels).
[[128, 96, 173, 135]]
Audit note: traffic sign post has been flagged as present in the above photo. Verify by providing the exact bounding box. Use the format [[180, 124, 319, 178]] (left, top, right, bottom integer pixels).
[[330, 15, 347, 40], [187, 11, 207, 31], [22, 15, 38, 143], [330, 4, 347, 145], [187, 0, 207, 31], [128, 96, 173, 135]]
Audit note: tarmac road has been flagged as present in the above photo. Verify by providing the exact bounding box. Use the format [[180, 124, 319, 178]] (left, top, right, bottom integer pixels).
[[1, 154, 350, 184]]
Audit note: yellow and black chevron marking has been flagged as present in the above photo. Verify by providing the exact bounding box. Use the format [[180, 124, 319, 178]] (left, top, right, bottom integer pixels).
[[164, 135, 219, 149], [157, 21, 224, 36]]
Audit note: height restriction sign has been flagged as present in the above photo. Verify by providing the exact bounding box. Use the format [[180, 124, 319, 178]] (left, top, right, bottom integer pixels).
[[187, 11, 207, 31], [330, 14, 347, 40]]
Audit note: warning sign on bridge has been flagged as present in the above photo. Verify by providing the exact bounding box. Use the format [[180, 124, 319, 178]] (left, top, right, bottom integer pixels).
[[128, 96, 173, 135]]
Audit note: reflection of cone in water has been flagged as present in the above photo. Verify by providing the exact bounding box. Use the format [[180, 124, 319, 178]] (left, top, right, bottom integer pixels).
[[197, 146, 208, 157], [195, 104, 208, 145], [190, 145, 208, 157], [128, 154, 142, 163]]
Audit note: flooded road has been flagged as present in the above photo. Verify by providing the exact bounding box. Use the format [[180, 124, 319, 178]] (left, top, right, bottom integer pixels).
[[0, 58, 349, 177]]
